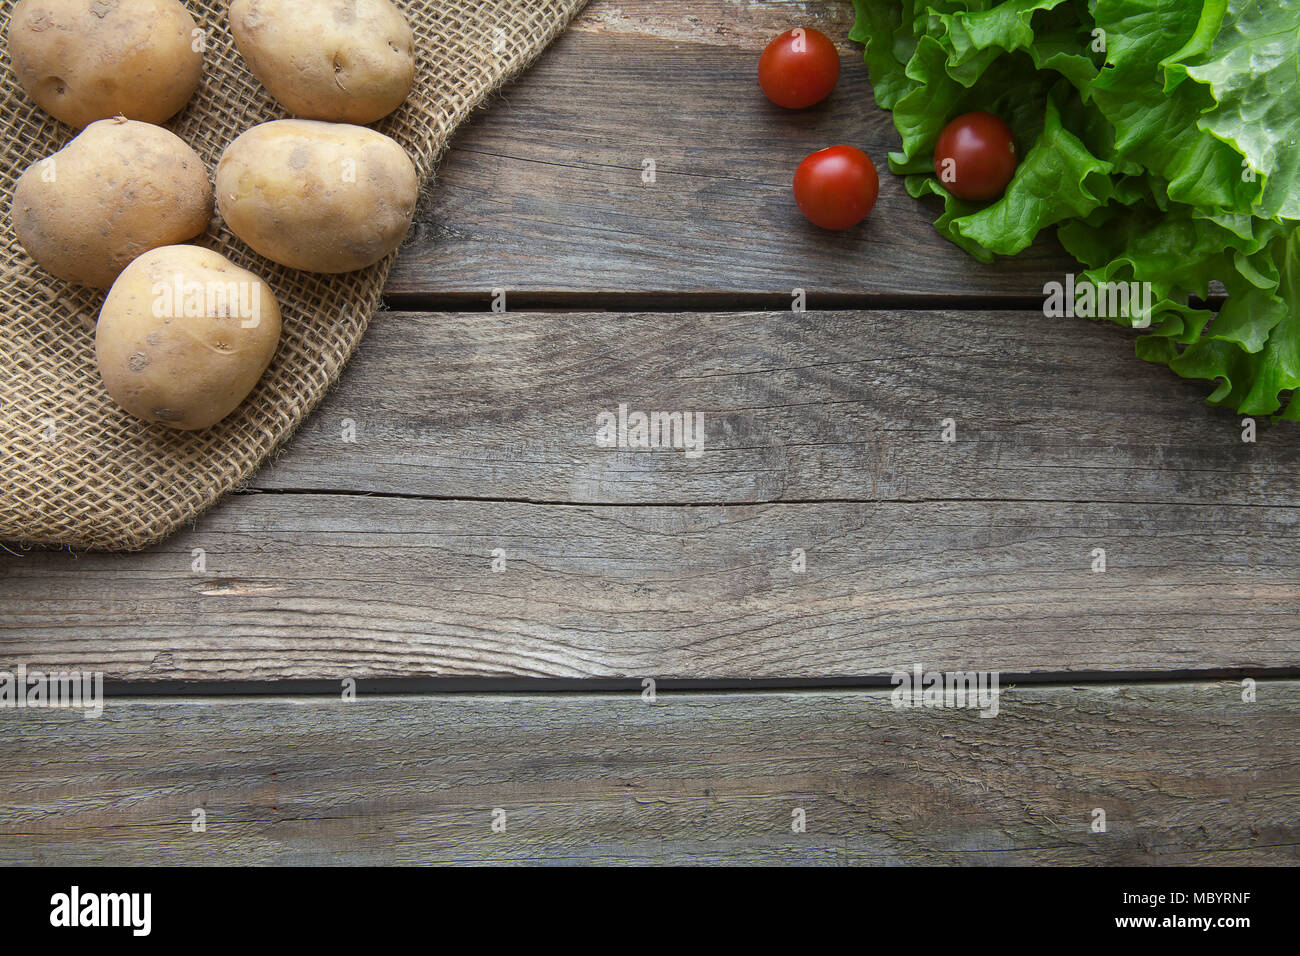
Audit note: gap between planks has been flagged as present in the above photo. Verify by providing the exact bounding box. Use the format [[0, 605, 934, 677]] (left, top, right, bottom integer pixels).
[[87, 671, 1300, 698], [379, 291, 1228, 313], [230, 487, 1300, 510]]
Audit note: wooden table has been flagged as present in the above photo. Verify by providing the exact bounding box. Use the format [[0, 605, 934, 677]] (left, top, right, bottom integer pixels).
[[3, 1, 1298, 865]]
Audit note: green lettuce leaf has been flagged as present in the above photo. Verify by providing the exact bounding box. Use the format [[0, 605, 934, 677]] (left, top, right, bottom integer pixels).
[[850, 0, 1300, 418], [1170, 0, 1300, 220]]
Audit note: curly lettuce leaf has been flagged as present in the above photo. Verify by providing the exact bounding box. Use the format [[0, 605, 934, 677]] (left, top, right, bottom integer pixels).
[[1170, 229, 1300, 416], [1169, 0, 1300, 220], [1089, 0, 1261, 214], [850, 0, 1300, 418]]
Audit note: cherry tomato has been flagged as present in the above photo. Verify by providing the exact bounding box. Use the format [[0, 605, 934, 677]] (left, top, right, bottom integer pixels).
[[793, 145, 879, 230], [933, 111, 1018, 202], [758, 27, 840, 109]]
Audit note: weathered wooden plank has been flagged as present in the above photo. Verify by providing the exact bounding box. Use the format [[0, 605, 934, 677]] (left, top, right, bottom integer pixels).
[[2, 493, 1296, 680], [2, 683, 1295, 865], [570, 0, 862, 49], [386, 0, 1074, 299], [255, 309, 1298, 506]]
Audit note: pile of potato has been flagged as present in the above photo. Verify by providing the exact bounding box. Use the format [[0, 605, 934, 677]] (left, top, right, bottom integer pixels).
[[7, 0, 420, 430]]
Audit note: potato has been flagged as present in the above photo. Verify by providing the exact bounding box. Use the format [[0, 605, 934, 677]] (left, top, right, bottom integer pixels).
[[215, 119, 417, 273], [95, 245, 281, 430], [12, 117, 213, 289], [230, 0, 414, 124], [7, 0, 203, 129]]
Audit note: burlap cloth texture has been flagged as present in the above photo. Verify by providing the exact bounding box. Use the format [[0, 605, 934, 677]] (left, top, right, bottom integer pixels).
[[0, 0, 587, 550]]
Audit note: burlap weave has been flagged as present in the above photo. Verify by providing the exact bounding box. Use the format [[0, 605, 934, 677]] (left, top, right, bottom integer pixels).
[[0, 0, 585, 550]]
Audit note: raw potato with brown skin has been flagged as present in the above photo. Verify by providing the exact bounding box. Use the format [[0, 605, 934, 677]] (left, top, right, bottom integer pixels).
[[230, 0, 415, 124], [11, 117, 213, 289], [7, 0, 204, 129], [215, 119, 418, 273], [96, 245, 282, 430]]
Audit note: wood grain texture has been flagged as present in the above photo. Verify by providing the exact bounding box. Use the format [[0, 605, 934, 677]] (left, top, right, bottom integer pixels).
[[3, 493, 1296, 680], [2, 682, 1295, 865], [570, 0, 861, 49], [386, 0, 1074, 300], [3, 3, 1291, 689], [252, 309, 1297, 506]]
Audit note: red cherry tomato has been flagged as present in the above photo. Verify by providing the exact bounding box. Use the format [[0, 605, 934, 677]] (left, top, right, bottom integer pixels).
[[793, 145, 879, 230], [933, 111, 1018, 202], [758, 27, 840, 109]]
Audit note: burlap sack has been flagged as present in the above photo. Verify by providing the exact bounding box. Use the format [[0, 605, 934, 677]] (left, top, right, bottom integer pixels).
[[0, 0, 586, 550]]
